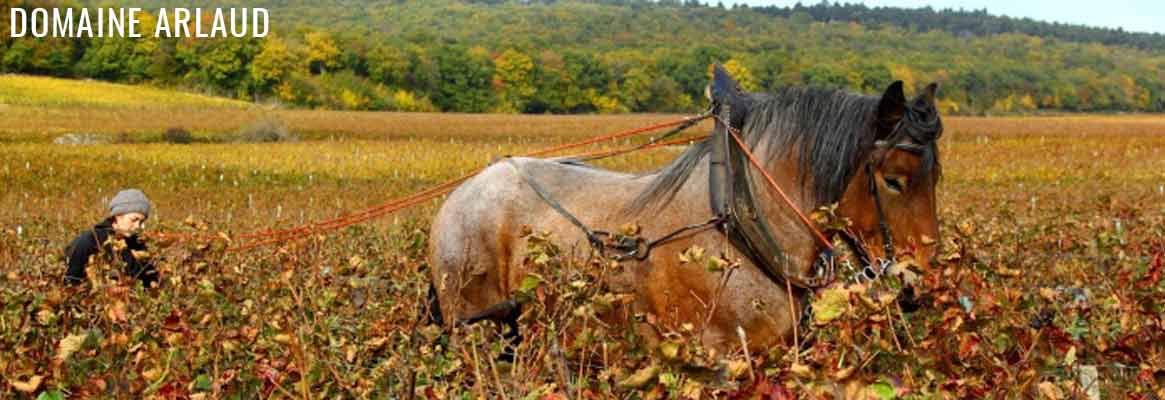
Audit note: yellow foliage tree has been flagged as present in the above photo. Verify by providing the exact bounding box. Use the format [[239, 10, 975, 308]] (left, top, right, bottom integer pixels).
[[251, 36, 297, 89], [719, 59, 758, 92], [1118, 75, 1150, 110], [492, 49, 536, 113], [305, 31, 340, 74]]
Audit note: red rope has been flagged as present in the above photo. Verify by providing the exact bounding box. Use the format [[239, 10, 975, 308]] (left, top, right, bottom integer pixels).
[[524, 116, 706, 157], [721, 120, 835, 251], [151, 114, 710, 251], [563, 135, 701, 160]]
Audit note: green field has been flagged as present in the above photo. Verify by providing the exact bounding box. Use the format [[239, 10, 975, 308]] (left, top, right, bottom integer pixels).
[[2, 76, 1164, 398]]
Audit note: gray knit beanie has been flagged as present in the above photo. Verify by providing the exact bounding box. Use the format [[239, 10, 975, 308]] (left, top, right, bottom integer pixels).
[[109, 189, 151, 218]]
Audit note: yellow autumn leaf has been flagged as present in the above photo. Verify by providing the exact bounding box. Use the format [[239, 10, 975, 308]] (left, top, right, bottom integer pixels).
[[10, 375, 43, 393], [680, 380, 703, 399], [658, 341, 681, 360], [678, 245, 705, 264], [1037, 381, 1063, 400], [616, 364, 659, 389], [141, 367, 162, 381], [724, 359, 750, 380], [56, 332, 87, 362], [813, 287, 850, 325], [108, 301, 127, 323], [833, 365, 856, 380], [920, 234, 937, 245], [789, 363, 813, 378], [995, 266, 1022, 277]]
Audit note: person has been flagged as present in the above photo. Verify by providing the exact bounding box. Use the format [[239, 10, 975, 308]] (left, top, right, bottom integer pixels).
[[64, 189, 159, 287]]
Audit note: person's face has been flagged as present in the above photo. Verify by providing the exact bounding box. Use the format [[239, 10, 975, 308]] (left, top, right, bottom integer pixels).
[[112, 212, 147, 237]]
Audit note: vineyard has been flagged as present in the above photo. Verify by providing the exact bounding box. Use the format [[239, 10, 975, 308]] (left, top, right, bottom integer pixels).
[[1, 76, 1165, 398]]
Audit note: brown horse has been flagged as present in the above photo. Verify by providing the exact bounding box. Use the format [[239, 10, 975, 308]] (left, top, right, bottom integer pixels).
[[428, 66, 943, 353]]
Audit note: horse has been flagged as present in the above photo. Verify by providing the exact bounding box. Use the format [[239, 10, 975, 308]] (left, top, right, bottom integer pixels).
[[427, 65, 944, 354]]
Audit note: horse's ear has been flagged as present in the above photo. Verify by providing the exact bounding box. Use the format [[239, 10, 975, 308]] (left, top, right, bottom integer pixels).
[[922, 82, 938, 103], [876, 80, 906, 138], [914, 82, 938, 109], [710, 63, 742, 103]]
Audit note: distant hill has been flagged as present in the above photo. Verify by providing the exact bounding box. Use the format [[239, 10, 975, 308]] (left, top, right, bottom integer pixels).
[[0, 74, 252, 109], [750, 2, 1165, 52], [3, 0, 1162, 114]]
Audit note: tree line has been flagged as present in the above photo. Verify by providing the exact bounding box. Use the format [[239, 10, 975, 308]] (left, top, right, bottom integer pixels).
[[2, 0, 1163, 114], [751, 1, 1165, 52]]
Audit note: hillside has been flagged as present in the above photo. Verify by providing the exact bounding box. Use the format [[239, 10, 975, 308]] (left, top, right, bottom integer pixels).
[[752, 2, 1165, 51], [2, 0, 1163, 114], [0, 74, 252, 109]]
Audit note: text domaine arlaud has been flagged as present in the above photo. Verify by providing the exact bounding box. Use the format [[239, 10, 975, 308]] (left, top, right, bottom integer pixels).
[[9, 8, 268, 38]]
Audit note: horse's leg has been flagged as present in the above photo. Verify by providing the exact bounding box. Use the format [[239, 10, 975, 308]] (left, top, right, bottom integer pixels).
[[429, 164, 513, 323], [424, 282, 444, 326], [457, 297, 523, 362], [429, 162, 533, 364]]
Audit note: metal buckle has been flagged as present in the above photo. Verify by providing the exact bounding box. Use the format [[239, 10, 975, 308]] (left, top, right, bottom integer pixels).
[[853, 258, 893, 284]]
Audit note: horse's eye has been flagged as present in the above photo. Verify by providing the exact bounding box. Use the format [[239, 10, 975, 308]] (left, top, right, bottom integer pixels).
[[883, 175, 905, 193]]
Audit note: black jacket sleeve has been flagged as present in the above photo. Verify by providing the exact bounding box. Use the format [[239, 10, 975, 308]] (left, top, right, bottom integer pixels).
[[64, 223, 159, 287], [64, 230, 100, 285], [122, 236, 159, 287]]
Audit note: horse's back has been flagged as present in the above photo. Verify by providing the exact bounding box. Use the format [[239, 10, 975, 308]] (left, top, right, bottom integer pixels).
[[429, 157, 639, 322]]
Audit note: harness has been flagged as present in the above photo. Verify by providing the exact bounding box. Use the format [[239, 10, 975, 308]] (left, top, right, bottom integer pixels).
[[503, 156, 723, 261], [505, 100, 925, 289]]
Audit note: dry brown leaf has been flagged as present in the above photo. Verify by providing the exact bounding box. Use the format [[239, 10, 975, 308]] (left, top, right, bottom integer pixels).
[[56, 332, 87, 362], [10, 375, 43, 393]]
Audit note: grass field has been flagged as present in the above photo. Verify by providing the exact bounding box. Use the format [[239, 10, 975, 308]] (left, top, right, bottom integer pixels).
[[2, 76, 1164, 398]]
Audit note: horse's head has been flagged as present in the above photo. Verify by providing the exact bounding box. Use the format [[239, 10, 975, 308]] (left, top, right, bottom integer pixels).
[[639, 66, 944, 284], [838, 81, 943, 270]]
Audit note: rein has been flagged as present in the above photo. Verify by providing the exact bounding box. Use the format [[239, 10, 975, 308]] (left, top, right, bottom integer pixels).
[[503, 157, 724, 261], [711, 105, 918, 288], [505, 101, 912, 291], [502, 111, 724, 262]]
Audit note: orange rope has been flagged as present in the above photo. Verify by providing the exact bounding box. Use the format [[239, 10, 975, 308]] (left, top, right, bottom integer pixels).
[[564, 135, 701, 160], [524, 116, 707, 157], [152, 114, 710, 251], [721, 120, 835, 251]]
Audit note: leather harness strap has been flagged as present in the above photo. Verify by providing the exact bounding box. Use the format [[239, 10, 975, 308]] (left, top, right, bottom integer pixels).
[[504, 96, 911, 290], [709, 101, 804, 287], [504, 156, 724, 262], [709, 98, 913, 288]]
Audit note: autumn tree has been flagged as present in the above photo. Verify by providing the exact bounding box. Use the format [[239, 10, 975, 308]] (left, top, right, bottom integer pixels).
[[492, 49, 536, 113], [305, 31, 340, 75], [250, 36, 297, 95]]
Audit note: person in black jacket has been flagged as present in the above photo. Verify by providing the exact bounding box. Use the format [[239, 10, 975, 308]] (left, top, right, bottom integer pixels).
[[65, 189, 159, 287]]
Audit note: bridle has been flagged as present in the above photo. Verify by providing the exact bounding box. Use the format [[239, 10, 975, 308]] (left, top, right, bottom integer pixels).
[[843, 110, 939, 283], [712, 102, 938, 289], [504, 97, 937, 290]]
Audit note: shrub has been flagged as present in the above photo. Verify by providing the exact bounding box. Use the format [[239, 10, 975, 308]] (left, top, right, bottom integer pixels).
[[162, 127, 194, 144], [236, 117, 297, 143]]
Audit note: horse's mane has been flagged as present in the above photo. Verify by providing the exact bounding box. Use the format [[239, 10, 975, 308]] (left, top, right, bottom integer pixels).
[[627, 85, 941, 213]]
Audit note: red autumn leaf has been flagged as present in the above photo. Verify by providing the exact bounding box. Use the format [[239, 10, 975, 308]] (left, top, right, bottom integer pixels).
[[958, 334, 981, 360], [157, 381, 189, 399], [1137, 368, 1156, 384], [256, 363, 281, 383], [163, 309, 184, 332], [760, 381, 795, 400], [1136, 252, 1162, 289]]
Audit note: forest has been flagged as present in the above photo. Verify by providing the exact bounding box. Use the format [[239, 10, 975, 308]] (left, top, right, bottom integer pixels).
[[2, 0, 1163, 114]]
